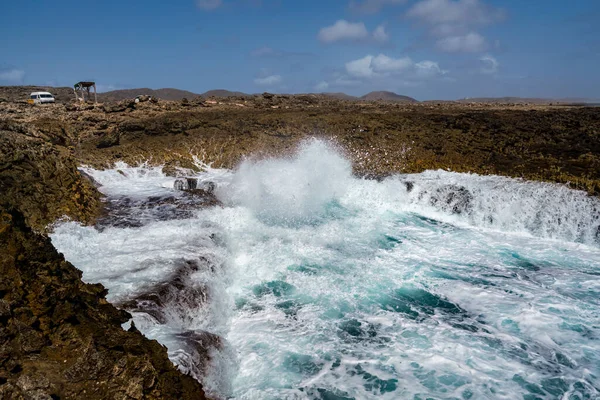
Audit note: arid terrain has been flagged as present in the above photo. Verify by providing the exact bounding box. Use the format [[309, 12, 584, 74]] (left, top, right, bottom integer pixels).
[[3, 90, 599, 197], [1, 87, 599, 399]]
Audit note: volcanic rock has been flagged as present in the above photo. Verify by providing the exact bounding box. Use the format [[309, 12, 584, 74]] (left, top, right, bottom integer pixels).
[[0, 208, 208, 399]]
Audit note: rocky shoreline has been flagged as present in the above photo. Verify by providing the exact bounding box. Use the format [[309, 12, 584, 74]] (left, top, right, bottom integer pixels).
[[1, 94, 599, 398], [0, 107, 208, 398], [4, 93, 599, 194]]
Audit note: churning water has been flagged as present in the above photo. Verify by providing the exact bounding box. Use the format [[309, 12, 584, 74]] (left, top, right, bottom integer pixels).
[[51, 140, 600, 399]]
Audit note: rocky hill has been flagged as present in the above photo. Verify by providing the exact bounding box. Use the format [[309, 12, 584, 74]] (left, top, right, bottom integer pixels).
[[360, 91, 418, 103], [200, 89, 248, 98]]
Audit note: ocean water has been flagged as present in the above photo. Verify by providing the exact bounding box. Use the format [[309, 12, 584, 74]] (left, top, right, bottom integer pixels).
[[51, 140, 600, 399]]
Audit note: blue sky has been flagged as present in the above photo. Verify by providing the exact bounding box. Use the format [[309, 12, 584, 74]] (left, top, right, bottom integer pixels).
[[1, 0, 599, 100]]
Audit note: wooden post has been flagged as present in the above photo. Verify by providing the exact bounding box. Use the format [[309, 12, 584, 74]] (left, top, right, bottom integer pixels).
[[93, 84, 97, 103]]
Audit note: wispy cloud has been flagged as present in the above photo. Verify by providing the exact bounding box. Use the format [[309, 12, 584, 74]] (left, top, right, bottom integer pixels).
[[315, 81, 330, 91], [436, 32, 486, 52], [254, 74, 283, 86], [196, 0, 222, 11], [349, 0, 408, 14], [406, 0, 504, 53], [250, 46, 313, 59], [372, 25, 389, 43], [251, 46, 279, 57], [0, 68, 25, 83], [479, 54, 499, 74], [318, 20, 390, 44], [95, 83, 127, 93], [318, 20, 369, 43]]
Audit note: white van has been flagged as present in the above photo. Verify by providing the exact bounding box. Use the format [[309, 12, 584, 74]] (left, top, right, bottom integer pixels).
[[29, 92, 55, 104]]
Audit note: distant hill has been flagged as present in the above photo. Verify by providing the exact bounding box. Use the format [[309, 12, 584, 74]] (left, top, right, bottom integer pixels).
[[321, 92, 358, 101], [3, 85, 597, 106], [200, 89, 249, 98], [360, 91, 418, 103], [98, 88, 199, 102]]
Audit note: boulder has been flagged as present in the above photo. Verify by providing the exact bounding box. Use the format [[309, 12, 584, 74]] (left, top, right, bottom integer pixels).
[[429, 185, 473, 215], [174, 177, 198, 191]]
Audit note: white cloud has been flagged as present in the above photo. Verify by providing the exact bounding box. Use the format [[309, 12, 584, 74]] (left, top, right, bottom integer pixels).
[[349, 0, 408, 14], [371, 54, 413, 73], [315, 81, 330, 91], [333, 77, 363, 87], [0, 68, 25, 83], [479, 55, 499, 74], [318, 20, 391, 44], [250, 46, 313, 59], [346, 56, 378, 78], [372, 24, 389, 43], [415, 61, 446, 77], [345, 54, 445, 80], [318, 20, 369, 43], [406, 0, 503, 53], [196, 0, 222, 10], [436, 32, 486, 52], [319, 54, 448, 93], [407, 0, 502, 27], [254, 74, 283, 86]]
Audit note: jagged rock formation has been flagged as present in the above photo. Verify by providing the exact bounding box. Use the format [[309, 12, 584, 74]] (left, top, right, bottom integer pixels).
[[0, 119, 101, 232], [0, 208, 207, 399], [0, 115, 208, 398]]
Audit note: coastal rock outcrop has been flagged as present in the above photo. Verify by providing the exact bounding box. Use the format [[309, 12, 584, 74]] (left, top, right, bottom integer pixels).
[[0, 208, 208, 399], [0, 119, 100, 231], [0, 117, 208, 399]]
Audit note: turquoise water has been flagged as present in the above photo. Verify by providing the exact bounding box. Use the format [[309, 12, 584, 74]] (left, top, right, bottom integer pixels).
[[52, 141, 600, 399]]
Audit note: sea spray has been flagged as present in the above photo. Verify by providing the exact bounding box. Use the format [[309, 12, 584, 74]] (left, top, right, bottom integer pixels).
[[52, 140, 600, 399], [221, 139, 353, 225]]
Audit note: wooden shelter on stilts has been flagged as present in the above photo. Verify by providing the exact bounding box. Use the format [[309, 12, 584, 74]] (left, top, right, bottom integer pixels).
[[73, 81, 97, 103]]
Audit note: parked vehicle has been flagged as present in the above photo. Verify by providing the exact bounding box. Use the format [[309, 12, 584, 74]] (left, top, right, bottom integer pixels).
[[28, 92, 55, 104]]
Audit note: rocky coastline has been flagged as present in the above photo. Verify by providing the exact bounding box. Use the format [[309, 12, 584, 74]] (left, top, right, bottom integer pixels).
[[1, 92, 599, 398]]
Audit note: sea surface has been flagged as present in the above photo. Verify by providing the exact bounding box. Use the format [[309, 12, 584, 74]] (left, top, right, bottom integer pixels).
[[51, 140, 600, 399]]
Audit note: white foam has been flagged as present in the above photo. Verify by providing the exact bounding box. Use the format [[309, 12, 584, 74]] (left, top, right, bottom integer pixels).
[[51, 141, 600, 399], [221, 139, 352, 224]]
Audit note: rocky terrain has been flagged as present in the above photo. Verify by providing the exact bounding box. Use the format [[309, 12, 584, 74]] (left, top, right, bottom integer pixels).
[[98, 88, 201, 103], [0, 109, 208, 398], [0, 208, 207, 399], [0, 86, 76, 104], [0, 88, 599, 398], [2, 93, 595, 193]]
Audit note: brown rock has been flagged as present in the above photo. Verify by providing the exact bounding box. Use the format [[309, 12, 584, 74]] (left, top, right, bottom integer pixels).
[[0, 208, 208, 399]]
